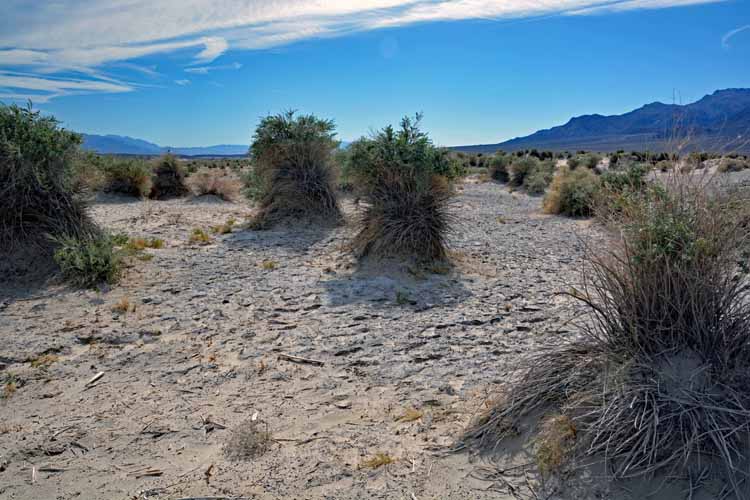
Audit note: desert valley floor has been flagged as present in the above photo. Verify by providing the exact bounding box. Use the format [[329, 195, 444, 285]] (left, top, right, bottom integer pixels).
[[1, 179, 605, 499]]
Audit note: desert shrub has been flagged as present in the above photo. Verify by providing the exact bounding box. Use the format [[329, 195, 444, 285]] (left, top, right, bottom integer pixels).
[[149, 153, 187, 199], [718, 157, 749, 173], [523, 159, 555, 195], [462, 176, 750, 497], [52, 233, 121, 288], [543, 167, 600, 217], [348, 113, 455, 261], [187, 167, 240, 200], [101, 157, 152, 197], [0, 103, 98, 250], [224, 419, 272, 461], [248, 111, 340, 228], [70, 151, 106, 193], [508, 156, 539, 188], [488, 154, 510, 182]]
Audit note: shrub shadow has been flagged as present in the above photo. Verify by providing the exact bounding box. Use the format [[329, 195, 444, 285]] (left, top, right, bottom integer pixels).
[[319, 256, 472, 309]]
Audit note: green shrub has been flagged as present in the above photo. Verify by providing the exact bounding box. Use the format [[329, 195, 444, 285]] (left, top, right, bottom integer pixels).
[[600, 163, 649, 193], [101, 157, 152, 197], [523, 160, 555, 195], [248, 111, 340, 228], [150, 153, 188, 199], [53, 233, 121, 288], [543, 167, 601, 217], [509, 156, 539, 188], [488, 154, 510, 182], [70, 151, 106, 193], [348, 113, 455, 261], [0, 103, 96, 250]]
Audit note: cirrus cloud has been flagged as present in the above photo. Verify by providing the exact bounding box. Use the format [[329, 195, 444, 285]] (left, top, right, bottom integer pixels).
[[0, 0, 729, 102]]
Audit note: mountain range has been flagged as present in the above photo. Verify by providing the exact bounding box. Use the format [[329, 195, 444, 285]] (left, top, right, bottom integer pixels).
[[81, 134, 249, 157], [454, 88, 750, 154], [81, 89, 750, 156]]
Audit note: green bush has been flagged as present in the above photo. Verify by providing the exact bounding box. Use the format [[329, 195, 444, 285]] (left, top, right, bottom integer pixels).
[[348, 113, 455, 261], [543, 167, 601, 217], [0, 103, 96, 250], [488, 154, 510, 182], [101, 157, 152, 197], [52, 233, 121, 288], [509, 156, 539, 188], [150, 153, 187, 199], [523, 159, 555, 195], [248, 111, 340, 228]]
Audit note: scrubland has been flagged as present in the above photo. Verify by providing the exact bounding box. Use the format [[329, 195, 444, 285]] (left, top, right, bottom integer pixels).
[[3, 103, 750, 499]]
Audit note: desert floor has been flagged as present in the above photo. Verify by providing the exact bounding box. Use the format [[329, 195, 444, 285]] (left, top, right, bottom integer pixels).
[[1, 179, 602, 499]]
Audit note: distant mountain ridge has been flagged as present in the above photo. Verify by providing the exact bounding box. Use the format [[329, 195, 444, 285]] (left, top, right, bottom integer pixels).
[[454, 88, 750, 154], [81, 134, 249, 157]]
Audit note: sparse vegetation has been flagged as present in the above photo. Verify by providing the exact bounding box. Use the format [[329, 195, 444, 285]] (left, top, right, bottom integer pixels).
[[348, 113, 456, 261], [462, 174, 750, 495], [248, 111, 341, 228]]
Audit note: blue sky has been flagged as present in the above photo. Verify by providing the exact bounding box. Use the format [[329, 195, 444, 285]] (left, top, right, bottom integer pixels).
[[1, 0, 748, 147]]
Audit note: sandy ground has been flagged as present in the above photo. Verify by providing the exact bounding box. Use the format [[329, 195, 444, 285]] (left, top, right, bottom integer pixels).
[[0, 180, 600, 499]]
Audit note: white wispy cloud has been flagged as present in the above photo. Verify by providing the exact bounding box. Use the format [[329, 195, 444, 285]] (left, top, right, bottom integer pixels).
[[722, 24, 750, 48], [174, 79, 191, 86], [185, 62, 243, 74], [0, 0, 729, 101]]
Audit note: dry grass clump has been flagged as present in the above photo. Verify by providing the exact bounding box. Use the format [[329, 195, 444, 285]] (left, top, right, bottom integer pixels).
[[534, 414, 577, 476], [0, 103, 98, 251], [149, 154, 187, 199], [461, 174, 750, 496], [125, 237, 164, 251], [247, 111, 341, 229], [187, 167, 241, 200], [359, 453, 395, 469], [224, 419, 272, 461], [348, 114, 457, 262], [188, 228, 211, 245]]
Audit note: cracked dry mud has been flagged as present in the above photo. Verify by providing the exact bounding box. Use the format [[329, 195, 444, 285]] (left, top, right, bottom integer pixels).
[[0, 179, 600, 499]]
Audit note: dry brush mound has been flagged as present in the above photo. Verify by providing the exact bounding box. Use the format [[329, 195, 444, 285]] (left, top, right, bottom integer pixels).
[[460, 174, 750, 498]]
